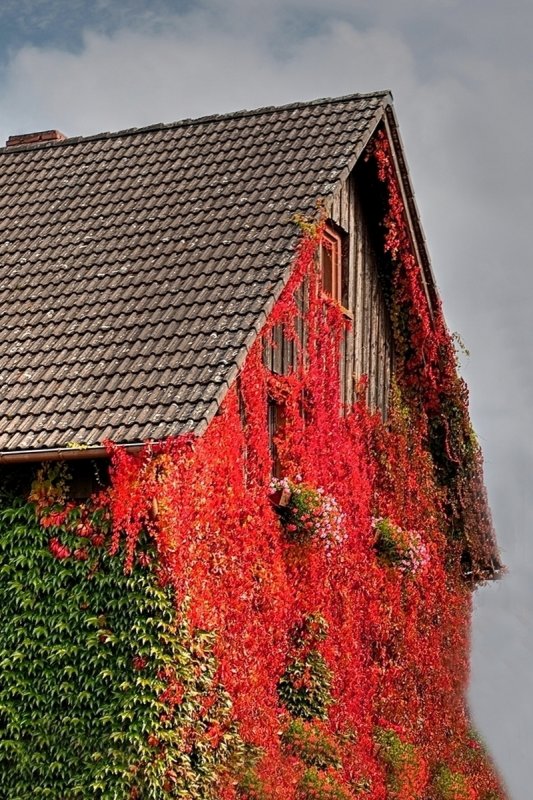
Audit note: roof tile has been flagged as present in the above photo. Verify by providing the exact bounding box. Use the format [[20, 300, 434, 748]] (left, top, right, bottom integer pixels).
[[0, 92, 389, 453]]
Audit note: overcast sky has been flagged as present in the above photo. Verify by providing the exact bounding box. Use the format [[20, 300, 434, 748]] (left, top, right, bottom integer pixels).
[[0, 1, 530, 796]]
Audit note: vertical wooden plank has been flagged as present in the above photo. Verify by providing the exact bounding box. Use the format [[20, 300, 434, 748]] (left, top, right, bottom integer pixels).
[[380, 306, 387, 417], [368, 240, 376, 400], [386, 332, 394, 417], [367, 252, 375, 410], [262, 337, 273, 372], [375, 293, 382, 413], [339, 329, 346, 410], [353, 190, 364, 394], [383, 308, 389, 416], [272, 324, 282, 375], [344, 176, 356, 405], [335, 181, 345, 407], [294, 284, 303, 369], [298, 278, 309, 371], [372, 260, 380, 410], [341, 182, 350, 231], [349, 179, 358, 318], [282, 329, 293, 374], [363, 219, 372, 405], [331, 192, 341, 227]]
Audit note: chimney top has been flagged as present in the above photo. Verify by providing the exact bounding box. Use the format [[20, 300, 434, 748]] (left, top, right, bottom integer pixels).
[[5, 130, 67, 148]]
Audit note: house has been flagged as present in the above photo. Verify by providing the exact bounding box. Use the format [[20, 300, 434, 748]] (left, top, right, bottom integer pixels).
[[0, 94, 506, 799]]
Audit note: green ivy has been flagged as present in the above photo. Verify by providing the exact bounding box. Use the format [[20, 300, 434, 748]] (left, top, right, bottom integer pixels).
[[235, 765, 269, 800], [296, 767, 352, 800], [0, 497, 244, 798], [281, 719, 341, 770], [374, 726, 417, 795], [290, 613, 329, 649], [278, 650, 333, 720], [373, 518, 403, 564], [433, 764, 470, 800]]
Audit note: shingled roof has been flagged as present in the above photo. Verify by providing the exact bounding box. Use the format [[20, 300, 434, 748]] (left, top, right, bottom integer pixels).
[[0, 91, 400, 459]]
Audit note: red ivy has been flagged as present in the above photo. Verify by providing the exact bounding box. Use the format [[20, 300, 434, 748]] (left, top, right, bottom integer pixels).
[[37, 173, 505, 798]]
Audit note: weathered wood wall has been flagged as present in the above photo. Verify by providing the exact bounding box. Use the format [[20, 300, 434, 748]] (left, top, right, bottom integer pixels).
[[329, 167, 394, 415], [262, 283, 305, 376], [263, 163, 394, 417]]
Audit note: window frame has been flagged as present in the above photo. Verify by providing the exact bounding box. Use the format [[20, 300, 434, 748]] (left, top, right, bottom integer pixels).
[[319, 224, 351, 317], [320, 227, 342, 301]]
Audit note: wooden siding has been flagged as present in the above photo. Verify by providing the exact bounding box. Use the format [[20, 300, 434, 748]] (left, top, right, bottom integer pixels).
[[263, 166, 393, 416], [262, 284, 305, 376], [329, 168, 394, 415]]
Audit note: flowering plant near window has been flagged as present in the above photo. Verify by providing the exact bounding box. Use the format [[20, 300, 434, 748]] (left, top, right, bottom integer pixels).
[[372, 516, 430, 575], [269, 477, 346, 549]]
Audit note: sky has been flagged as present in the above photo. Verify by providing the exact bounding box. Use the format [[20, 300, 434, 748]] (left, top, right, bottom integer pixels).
[[0, 1, 530, 796]]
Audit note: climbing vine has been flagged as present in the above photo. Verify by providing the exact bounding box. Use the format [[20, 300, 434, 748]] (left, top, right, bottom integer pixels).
[[0, 498, 246, 798], [0, 130, 506, 799], [367, 130, 499, 581]]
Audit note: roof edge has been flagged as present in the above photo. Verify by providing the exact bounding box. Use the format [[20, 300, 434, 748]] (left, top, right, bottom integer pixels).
[[327, 98, 391, 200], [0, 91, 392, 155], [192, 268, 294, 438], [382, 105, 439, 314], [327, 101, 438, 319], [0, 443, 140, 463], [0, 258, 296, 463]]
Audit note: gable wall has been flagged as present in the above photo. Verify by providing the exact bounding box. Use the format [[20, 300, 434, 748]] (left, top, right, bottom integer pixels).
[[263, 164, 394, 416], [329, 168, 394, 414]]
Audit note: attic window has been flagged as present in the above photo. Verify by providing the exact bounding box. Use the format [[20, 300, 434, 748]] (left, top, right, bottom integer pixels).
[[319, 226, 347, 308]]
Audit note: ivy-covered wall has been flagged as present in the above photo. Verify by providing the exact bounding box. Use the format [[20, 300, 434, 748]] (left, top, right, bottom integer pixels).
[[0, 133, 506, 799], [0, 496, 245, 798]]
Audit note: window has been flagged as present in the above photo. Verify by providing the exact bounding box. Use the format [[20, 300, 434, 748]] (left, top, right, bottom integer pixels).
[[319, 227, 343, 303], [69, 460, 108, 500], [267, 397, 285, 477]]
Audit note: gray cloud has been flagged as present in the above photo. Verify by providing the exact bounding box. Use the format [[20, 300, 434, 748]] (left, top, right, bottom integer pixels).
[[0, 17, 416, 142]]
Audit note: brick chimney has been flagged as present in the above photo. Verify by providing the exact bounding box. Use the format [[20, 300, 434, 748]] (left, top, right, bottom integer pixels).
[[5, 130, 67, 148]]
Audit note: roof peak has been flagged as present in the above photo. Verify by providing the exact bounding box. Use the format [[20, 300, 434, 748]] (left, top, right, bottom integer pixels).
[[0, 90, 392, 155]]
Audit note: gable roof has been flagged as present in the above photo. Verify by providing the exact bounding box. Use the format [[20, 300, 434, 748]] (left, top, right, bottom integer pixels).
[[0, 91, 416, 460]]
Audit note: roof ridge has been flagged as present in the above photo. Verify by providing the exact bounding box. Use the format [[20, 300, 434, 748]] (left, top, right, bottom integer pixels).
[[0, 90, 392, 155]]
